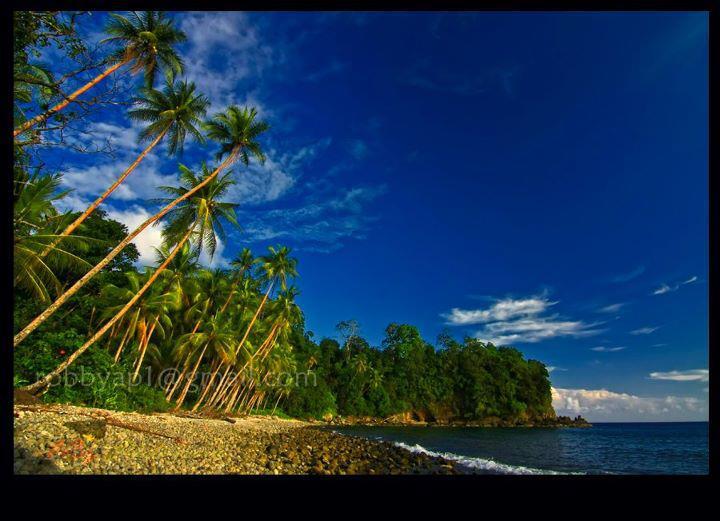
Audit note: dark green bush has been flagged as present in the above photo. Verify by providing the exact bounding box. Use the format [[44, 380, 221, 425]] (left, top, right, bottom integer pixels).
[[14, 329, 169, 413]]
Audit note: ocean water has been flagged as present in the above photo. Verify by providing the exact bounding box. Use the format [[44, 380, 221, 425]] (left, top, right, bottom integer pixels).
[[332, 422, 709, 475]]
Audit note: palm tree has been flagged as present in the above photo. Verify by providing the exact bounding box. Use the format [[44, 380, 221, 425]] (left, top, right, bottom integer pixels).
[[22, 164, 239, 394], [219, 248, 255, 314], [35, 79, 208, 261], [14, 104, 268, 347], [13, 172, 93, 303], [152, 240, 200, 306], [232, 245, 298, 360], [14, 11, 186, 137], [222, 287, 300, 413], [173, 315, 236, 409], [100, 270, 180, 379]]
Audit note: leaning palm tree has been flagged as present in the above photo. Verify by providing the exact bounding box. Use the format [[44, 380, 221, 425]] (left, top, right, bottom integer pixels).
[[233, 245, 298, 351], [15, 105, 268, 347], [218, 248, 255, 314], [14, 11, 186, 137], [100, 270, 180, 379], [13, 172, 93, 303], [213, 248, 298, 409], [22, 166, 239, 394], [173, 315, 236, 409], [36, 79, 208, 261]]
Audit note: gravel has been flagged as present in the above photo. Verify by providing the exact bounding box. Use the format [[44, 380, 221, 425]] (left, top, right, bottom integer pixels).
[[13, 404, 463, 475]]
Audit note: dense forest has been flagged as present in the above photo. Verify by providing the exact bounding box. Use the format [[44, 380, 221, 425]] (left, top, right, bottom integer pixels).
[[13, 11, 556, 424]]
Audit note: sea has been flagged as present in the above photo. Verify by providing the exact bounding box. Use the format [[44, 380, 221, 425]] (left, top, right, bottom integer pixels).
[[332, 422, 709, 475]]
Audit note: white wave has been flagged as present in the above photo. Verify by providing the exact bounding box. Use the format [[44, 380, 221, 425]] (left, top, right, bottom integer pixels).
[[393, 442, 584, 475]]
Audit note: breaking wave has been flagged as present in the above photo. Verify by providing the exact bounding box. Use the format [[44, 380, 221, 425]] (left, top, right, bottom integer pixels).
[[393, 441, 584, 475]]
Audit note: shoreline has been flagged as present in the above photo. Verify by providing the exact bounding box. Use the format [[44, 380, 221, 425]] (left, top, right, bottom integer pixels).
[[319, 415, 592, 429], [13, 404, 466, 475]]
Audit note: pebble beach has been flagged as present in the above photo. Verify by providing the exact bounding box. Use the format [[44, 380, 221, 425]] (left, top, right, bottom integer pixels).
[[13, 404, 464, 475]]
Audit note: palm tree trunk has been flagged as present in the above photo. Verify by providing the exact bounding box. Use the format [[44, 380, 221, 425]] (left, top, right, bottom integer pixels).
[[88, 306, 96, 332], [192, 365, 220, 411], [14, 60, 127, 137], [175, 344, 208, 409], [132, 317, 158, 382], [113, 324, 133, 363], [22, 225, 196, 394], [37, 127, 169, 262], [166, 365, 189, 400], [14, 147, 240, 347], [204, 364, 232, 408], [271, 393, 282, 416], [232, 279, 274, 356], [218, 272, 245, 315], [227, 380, 251, 413], [210, 323, 278, 411]]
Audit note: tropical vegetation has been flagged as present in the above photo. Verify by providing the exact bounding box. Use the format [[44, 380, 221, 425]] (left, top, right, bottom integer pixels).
[[13, 11, 555, 423]]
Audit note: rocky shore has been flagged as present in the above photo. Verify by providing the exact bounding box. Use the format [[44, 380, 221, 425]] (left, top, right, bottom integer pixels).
[[326, 413, 592, 428], [13, 404, 464, 475]]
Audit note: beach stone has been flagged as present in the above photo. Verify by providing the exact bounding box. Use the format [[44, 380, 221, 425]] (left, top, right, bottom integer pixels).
[[13, 404, 467, 475]]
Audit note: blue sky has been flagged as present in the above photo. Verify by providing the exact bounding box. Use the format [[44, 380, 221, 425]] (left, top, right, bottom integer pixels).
[[36, 11, 708, 421]]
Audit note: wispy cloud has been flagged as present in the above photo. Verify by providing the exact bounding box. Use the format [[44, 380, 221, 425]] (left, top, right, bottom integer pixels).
[[444, 297, 554, 325], [443, 295, 603, 345], [611, 265, 645, 283], [652, 275, 699, 295], [649, 369, 708, 382], [552, 387, 706, 421], [56, 120, 180, 208], [238, 184, 388, 253], [590, 346, 626, 352], [597, 302, 626, 313], [631, 326, 659, 335], [546, 366, 567, 373], [179, 12, 277, 110]]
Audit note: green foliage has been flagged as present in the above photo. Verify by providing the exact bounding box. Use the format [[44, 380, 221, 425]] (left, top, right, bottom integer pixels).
[[283, 375, 337, 420], [14, 329, 169, 413], [13, 11, 88, 123], [288, 322, 555, 422]]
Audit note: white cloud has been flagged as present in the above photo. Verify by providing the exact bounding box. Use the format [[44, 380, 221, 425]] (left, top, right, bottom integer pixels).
[[649, 369, 709, 382], [653, 275, 699, 295], [590, 346, 626, 352], [552, 387, 707, 422], [653, 283, 673, 295], [179, 12, 276, 110], [478, 316, 601, 345], [223, 139, 332, 207], [57, 120, 181, 205], [197, 237, 229, 269], [443, 295, 602, 345], [444, 297, 554, 325], [64, 121, 143, 155], [630, 326, 659, 335], [105, 205, 165, 267], [547, 366, 567, 373], [598, 303, 625, 313]]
